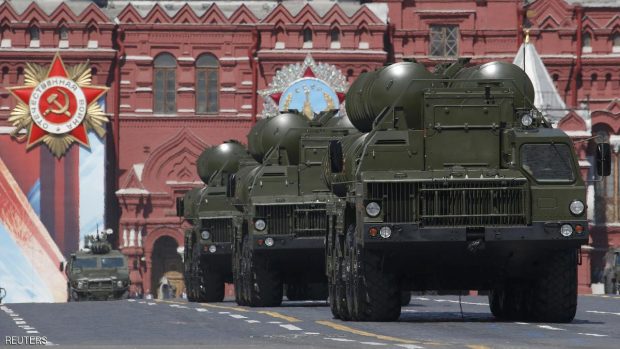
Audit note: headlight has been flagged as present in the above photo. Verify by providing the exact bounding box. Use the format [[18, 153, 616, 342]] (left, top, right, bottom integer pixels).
[[201, 230, 210, 240], [116, 280, 124, 288], [379, 226, 392, 239], [77, 281, 86, 289], [560, 224, 573, 237], [254, 219, 266, 231], [208, 245, 217, 253], [265, 237, 274, 247], [521, 112, 533, 127], [366, 202, 381, 217], [569, 200, 585, 216]]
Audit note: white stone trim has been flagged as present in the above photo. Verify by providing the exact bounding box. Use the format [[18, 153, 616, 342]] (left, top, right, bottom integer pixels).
[[241, 81, 253, 86], [29, 40, 40, 48], [121, 80, 131, 85], [178, 87, 194, 92], [219, 57, 249, 61], [275, 42, 285, 49], [0, 126, 26, 134], [220, 109, 238, 113], [1, 39, 11, 48], [116, 188, 150, 195], [136, 87, 152, 92], [87, 40, 98, 49], [178, 57, 195, 62], [126, 55, 153, 61], [220, 87, 236, 92], [358, 41, 369, 49], [330, 41, 341, 49], [302, 42, 313, 49], [120, 104, 132, 108], [241, 104, 252, 110], [178, 109, 195, 113], [587, 183, 595, 225], [565, 131, 592, 137], [259, 49, 385, 55], [135, 108, 153, 113], [58, 40, 69, 49]]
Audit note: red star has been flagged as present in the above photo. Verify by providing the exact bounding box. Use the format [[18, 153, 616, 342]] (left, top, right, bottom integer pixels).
[[8, 53, 108, 149]]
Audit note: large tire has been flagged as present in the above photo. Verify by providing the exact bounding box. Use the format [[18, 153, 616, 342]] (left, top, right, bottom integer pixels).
[[400, 291, 411, 306], [488, 284, 527, 321], [328, 230, 349, 320], [346, 224, 401, 322], [233, 233, 247, 306], [528, 249, 578, 323], [188, 243, 225, 302], [242, 234, 283, 307]]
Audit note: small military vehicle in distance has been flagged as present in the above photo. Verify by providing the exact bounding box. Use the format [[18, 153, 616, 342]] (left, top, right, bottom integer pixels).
[[603, 247, 619, 294], [66, 233, 129, 301], [323, 59, 611, 323], [179, 140, 255, 302], [231, 111, 357, 307]]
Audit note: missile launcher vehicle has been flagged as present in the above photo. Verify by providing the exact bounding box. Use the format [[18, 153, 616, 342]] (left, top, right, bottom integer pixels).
[[231, 111, 357, 307], [323, 60, 611, 322], [179, 140, 256, 302]]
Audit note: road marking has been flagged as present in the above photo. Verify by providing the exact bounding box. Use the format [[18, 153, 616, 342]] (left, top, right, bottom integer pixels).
[[577, 333, 608, 337], [360, 341, 387, 346], [258, 310, 302, 323], [396, 345, 425, 349], [316, 320, 433, 345], [218, 312, 231, 314], [325, 338, 355, 342], [433, 299, 489, 306], [195, 308, 208, 312], [138, 301, 146, 304], [201, 303, 249, 312], [466, 346, 490, 349], [127, 299, 136, 302], [26, 330, 39, 334], [304, 332, 320, 335], [280, 324, 303, 331], [587, 310, 620, 316], [246, 320, 261, 323], [268, 321, 282, 324], [147, 303, 157, 306], [15, 321, 26, 325], [230, 314, 248, 319], [537, 325, 566, 331], [514, 322, 529, 325], [413, 297, 430, 301], [13, 318, 23, 320]]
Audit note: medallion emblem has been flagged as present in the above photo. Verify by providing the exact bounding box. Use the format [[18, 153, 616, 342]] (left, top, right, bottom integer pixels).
[[8, 53, 109, 157]]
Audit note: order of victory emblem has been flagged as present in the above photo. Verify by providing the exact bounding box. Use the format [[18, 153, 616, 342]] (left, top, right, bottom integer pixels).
[[259, 55, 348, 120], [8, 53, 109, 157]]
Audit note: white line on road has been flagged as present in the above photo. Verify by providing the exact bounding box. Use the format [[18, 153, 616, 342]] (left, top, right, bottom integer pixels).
[[268, 321, 282, 324], [195, 308, 208, 312], [304, 332, 320, 335], [577, 333, 608, 337], [15, 321, 26, 325], [246, 320, 260, 323], [230, 314, 248, 319], [396, 345, 425, 349], [138, 301, 146, 304], [127, 299, 136, 302], [26, 331, 39, 334], [587, 310, 620, 316], [147, 303, 157, 306], [413, 297, 430, 301], [360, 341, 387, 346], [218, 311, 231, 314], [514, 322, 529, 325], [537, 325, 566, 331], [433, 299, 489, 306], [280, 324, 303, 331], [324, 338, 355, 342]]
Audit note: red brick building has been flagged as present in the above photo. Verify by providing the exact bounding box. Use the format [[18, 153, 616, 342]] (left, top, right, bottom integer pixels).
[[1, 0, 619, 296]]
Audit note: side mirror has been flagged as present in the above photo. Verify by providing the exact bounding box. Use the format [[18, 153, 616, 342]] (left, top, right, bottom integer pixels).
[[226, 174, 237, 198], [596, 143, 612, 177], [59, 261, 65, 272], [176, 197, 184, 217], [329, 140, 344, 173]]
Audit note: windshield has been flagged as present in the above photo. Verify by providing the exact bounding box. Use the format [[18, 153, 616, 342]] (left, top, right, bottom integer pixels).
[[521, 144, 575, 183], [101, 257, 125, 268], [73, 258, 97, 269]]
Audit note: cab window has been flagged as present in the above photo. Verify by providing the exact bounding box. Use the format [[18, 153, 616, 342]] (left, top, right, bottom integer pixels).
[[73, 258, 97, 269], [101, 257, 125, 268], [520, 143, 575, 183]]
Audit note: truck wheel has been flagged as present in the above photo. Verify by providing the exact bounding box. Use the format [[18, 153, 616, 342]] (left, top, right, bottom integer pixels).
[[489, 285, 527, 321], [528, 249, 577, 323], [328, 231, 349, 320], [203, 270, 225, 302], [400, 291, 411, 306], [243, 235, 283, 307], [190, 243, 209, 302], [233, 236, 247, 306], [346, 224, 401, 321]]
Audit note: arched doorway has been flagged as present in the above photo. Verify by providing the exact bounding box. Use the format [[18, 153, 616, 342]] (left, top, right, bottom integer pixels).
[[151, 235, 184, 298]]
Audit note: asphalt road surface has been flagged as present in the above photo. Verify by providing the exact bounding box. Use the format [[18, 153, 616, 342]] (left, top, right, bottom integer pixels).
[[1, 294, 619, 348]]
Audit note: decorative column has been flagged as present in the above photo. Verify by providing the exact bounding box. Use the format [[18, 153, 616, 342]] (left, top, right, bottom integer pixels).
[[120, 225, 144, 298]]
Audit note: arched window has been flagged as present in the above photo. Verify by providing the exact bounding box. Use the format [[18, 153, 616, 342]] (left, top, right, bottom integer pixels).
[[29, 26, 40, 47], [613, 33, 620, 52], [59, 27, 69, 40], [154, 53, 176, 114], [330, 28, 340, 49], [582, 32, 592, 53], [195, 54, 219, 114], [303, 28, 313, 48]]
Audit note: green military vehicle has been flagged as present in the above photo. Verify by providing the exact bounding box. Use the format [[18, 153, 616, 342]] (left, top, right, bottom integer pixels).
[[603, 247, 619, 294], [231, 111, 357, 306], [66, 234, 129, 301], [323, 60, 611, 322], [179, 140, 255, 302]]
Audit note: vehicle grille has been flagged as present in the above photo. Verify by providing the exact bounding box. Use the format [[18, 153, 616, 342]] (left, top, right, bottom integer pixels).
[[89, 280, 112, 289], [255, 204, 327, 237], [201, 218, 234, 243], [367, 181, 528, 226]]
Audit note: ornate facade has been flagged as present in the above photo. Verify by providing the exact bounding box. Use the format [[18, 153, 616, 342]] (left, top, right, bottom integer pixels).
[[1, 0, 619, 296]]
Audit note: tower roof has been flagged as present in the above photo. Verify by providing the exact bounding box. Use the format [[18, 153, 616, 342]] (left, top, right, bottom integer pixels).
[[513, 41, 567, 125]]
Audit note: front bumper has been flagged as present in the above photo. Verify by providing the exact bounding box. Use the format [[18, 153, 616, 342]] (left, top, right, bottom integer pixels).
[[362, 221, 588, 246], [199, 241, 232, 256], [250, 235, 325, 251], [71, 287, 128, 300]]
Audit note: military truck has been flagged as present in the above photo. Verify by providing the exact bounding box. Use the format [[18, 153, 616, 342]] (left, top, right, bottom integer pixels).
[[323, 60, 611, 322], [66, 233, 129, 301], [230, 111, 358, 306], [603, 247, 619, 294], [179, 140, 255, 302]]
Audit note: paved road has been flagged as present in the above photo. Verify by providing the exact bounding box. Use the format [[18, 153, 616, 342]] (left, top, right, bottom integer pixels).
[[1, 295, 619, 348]]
